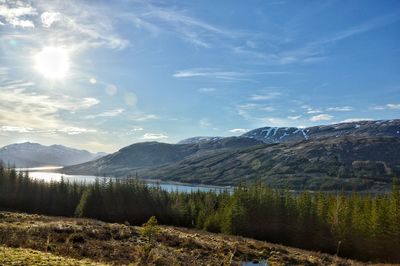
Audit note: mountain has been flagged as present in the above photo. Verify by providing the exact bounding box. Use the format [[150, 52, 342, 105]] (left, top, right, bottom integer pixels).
[[0, 142, 106, 168], [63, 137, 264, 176], [142, 136, 400, 191], [63, 119, 400, 190], [178, 136, 224, 144], [242, 119, 400, 143]]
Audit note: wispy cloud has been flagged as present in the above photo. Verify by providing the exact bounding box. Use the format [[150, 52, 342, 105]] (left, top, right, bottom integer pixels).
[[233, 13, 400, 65], [0, 125, 33, 133], [198, 87, 216, 93], [302, 106, 322, 114], [199, 118, 211, 128], [288, 115, 302, 120], [0, 80, 99, 131], [341, 118, 372, 123], [134, 6, 240, 48], [326, 106, 354, 112], [310, 114, 334, 121], [0, 0, 37, 28], [130, 114, 159, 122], [387, 104, 400, 110], [85, 108, 124, 119], [229, 128, 248, 134], [0, 1, 129, 50], [142, 133, 168, 140], [58, 127, 97, 135], [371, 103, 400, 110], [173, 68, 288, 81], [249, 91, 281, 101]]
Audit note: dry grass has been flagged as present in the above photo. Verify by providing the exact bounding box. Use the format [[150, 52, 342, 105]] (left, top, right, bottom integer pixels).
[[0, 211, 392, 265], [0, 245, 107, 265]]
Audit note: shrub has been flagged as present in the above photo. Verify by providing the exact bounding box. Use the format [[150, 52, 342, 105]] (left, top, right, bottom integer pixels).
[[140, 216, 160, 243]]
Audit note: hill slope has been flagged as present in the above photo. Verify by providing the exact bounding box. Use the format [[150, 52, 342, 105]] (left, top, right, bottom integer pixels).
[[63, 137, 263, 176], [0, 142, 106, 168], [63, 119, 400, 190], [0, 211, 371, 265], [242, 119, 400, 143], [142, 136, 400, 190]]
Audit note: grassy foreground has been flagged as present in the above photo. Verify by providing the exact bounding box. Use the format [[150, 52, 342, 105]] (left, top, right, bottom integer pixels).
[[0, 245, 106, 265], [0, 211, 392, 266]]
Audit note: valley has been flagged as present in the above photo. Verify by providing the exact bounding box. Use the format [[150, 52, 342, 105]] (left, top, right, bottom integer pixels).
[[61, 120, 400, 191]]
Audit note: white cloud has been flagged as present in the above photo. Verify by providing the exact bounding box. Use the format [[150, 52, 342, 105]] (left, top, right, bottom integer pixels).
[[288, 115, 302, 120], [0, 82, 99, 131], [1, 1, 129, 50], [198, 87, 216, 92], [142, 133, 168, 140], [130, 114, 159, 121], [229, 128, 248, 134], [138, 7, 236, 48], [124, 92, 137, 107], [125, 127, 144, 135], [0, 1, 37, 28], [173, 68, 286, 81], [40, 11, 60, 27], [307, 109, 322, 114], [310, 114, 334, 121], [250, 92, 281, 101], [301, 105, 323, 114], [387, 103, 400, 110], [199, 118, 211, 128], [58, 127, 97, 135], [326, 106, 353, 112], [0, 125, 33, 133], [131, 127, 144, 131], [370, 103, 400, 110], [341, 118, 372, 123], [371, 106, 386, 110], [89, 78, 97, 84], [85, 108, 124, 119], [260, 106, 275, 112], [106, 84, 118, 95]]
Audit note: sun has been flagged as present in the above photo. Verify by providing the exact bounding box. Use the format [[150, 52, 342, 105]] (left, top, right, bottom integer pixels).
[[34, 46, 70, 79]]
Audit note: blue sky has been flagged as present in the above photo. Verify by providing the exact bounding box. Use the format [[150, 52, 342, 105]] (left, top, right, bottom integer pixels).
[[0, 0, 399, 152]]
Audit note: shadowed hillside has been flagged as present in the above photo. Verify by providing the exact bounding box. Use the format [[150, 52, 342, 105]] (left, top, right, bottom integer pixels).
[[142, 136, 400, 190]]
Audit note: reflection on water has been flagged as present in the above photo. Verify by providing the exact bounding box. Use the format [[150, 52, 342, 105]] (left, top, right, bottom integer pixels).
[[23, 170, 232, 194]]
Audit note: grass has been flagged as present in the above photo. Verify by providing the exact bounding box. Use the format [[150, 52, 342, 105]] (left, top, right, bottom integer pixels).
[[0, 245, 107, 265], [0, 211, 390, 265]]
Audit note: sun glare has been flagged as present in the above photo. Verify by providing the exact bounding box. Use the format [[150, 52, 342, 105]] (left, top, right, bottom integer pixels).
[[34, 46, 70, 79]]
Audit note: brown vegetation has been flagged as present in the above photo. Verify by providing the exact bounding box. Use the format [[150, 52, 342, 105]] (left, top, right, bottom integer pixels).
[[0, 211, 390, 265]]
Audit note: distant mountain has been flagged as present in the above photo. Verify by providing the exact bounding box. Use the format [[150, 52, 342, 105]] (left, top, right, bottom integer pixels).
[[63, 137, 264, 176], [242, 119, 400, 143], [63, 119, 400, 191], [143, 136, 400, 191], [0, 142, 106, 168], [178, 136, 224, 144]]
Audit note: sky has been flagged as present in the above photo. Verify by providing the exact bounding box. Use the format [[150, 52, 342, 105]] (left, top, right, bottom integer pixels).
[[0, 0, 399, 153]]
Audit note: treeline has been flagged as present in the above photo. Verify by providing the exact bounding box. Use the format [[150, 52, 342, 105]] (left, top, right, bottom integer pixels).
[[0, 163, 399, 262]]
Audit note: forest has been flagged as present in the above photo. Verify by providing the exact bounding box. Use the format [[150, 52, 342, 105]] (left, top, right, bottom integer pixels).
[[0, 162, 399, 263]]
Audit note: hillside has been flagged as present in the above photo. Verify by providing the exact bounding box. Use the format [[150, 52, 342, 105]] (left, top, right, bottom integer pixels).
[[0, 211, 374, 265], [0, 142, 106, 168], [62, 119, 400, 190], [63, 137, 263, 176], [142, 136, 400, 190], [242, 119, 400, 143]]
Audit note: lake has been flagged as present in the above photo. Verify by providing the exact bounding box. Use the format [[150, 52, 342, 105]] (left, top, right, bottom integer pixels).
[[19, 167, 232, 194]]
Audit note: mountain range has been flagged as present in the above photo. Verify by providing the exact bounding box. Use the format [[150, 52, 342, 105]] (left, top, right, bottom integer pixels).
[[62, 119, 400, 191], [0, 142, 106, 168]]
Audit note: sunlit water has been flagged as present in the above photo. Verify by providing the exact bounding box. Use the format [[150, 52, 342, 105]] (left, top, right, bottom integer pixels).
[[19, 167, 232, 194]]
